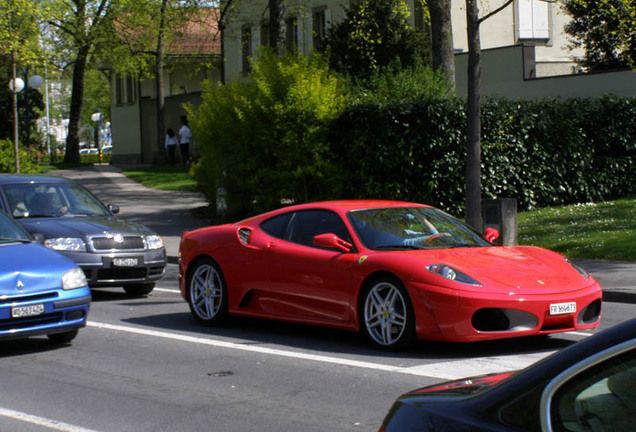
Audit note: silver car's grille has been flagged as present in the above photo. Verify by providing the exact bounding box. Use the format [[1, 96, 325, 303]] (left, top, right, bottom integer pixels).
[[90, 236, 145, 251]]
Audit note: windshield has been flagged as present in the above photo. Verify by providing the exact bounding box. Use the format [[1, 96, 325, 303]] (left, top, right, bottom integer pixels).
[[2, 182, 111, 219], [0, 211, 32, 242], [348, 206, 492, 250]]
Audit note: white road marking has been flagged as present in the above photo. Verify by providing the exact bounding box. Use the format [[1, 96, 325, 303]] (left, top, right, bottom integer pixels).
[[88, 321, 558, 380], [565, 331, 594, 338], [0, 407, 100, 432], [152, 287, 180, 294]]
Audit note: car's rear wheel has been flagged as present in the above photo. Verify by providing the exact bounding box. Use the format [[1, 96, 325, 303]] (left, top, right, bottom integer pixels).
[[187, 258, 228, 325], [48, 330, 78, 344], [361, 276, 415, 350], [123, 283, 155, 297]]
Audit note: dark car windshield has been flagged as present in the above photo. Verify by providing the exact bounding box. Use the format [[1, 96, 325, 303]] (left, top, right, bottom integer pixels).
[[0, 211, 32, 242], [348, 206, 492, 250], [2, 182, 111, 219]]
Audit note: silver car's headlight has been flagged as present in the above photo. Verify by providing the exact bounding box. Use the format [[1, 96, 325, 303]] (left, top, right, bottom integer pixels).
[[426, 264, 482, 286], [44, 237, 87, 252], [145, 235, 164, 250], [62, 267, 88, 290]]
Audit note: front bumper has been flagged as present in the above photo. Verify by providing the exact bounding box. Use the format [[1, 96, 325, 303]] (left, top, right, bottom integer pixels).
[[60, 248, 166, 287], [407, 280, 602, 342], [0, 287, 91, 340]]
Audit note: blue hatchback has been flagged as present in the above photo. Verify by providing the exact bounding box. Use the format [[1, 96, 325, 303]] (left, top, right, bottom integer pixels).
[[0, 211, 91, 343]]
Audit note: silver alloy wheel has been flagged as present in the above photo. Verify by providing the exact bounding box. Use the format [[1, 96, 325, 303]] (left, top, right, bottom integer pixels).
[[364, 280, 408, 347], [189, 262, 224, 321]]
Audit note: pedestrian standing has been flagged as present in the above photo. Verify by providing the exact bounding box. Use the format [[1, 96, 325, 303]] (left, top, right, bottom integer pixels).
[[165, 128, 177, 165], [178, 118, 192, 165]]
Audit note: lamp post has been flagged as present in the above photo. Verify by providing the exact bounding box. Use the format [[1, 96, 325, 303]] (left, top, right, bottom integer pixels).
[[9, 67, 44, 173], [91, 109, 103, 165]]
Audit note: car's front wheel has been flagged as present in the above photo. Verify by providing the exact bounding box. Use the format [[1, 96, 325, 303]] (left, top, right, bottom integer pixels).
[[187, 258, 228, 325], [123, 283, 155, 297], [360, 276, 415, 350]]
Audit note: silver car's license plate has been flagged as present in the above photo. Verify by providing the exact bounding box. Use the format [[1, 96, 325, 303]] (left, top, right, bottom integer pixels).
[[113, 258, 138, 267], [12, 304, 45, 318], [550, 302, 576, 315]]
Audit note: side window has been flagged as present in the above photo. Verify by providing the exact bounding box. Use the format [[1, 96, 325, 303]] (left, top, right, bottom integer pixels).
[[260, 213, 292, 239], [285, 210, 350, 248], [550, 348, 636, 432]]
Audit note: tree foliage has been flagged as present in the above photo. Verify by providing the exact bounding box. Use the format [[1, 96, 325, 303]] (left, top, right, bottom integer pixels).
[[564, 0, 636, 71], [322, 0, 431, 79], [188, 49, 347, 218]]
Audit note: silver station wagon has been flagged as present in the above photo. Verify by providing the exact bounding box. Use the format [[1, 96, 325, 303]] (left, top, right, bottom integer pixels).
[[0, 175, 166, 296]]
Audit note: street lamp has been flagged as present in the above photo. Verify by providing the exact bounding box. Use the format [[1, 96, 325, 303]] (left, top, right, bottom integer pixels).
[[9, 69, 44, 173], [91, 109, 103, 165]]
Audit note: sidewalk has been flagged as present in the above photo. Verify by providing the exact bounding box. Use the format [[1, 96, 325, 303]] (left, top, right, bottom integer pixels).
[[49, 164, 209, 263], [50, 164, 635, 304]]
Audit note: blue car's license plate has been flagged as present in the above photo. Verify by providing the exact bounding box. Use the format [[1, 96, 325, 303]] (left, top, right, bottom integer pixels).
[[12, 304, 45, 318]]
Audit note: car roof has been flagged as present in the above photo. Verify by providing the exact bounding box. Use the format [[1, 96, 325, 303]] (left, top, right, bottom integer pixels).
[[0, 174, 70, 185], [236, 200, 431, 225]]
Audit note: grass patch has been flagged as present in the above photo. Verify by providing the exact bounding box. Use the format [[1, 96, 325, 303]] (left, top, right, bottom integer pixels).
[[122, 165, 197, 191], [518, 198, 636, 261]]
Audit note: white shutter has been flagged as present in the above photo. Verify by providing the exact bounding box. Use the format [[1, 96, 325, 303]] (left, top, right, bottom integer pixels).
[[518, 0, 550, 39], [518, 0, 534, 39], [533, 1, 550, 39]]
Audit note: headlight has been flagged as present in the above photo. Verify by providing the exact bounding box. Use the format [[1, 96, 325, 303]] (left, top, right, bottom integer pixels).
[[145, 235, 164, 250], [62, 267, 88, 290], [44, 237, 87, 252], [564, 257, 589, 279], [426, 264, 482, 286]]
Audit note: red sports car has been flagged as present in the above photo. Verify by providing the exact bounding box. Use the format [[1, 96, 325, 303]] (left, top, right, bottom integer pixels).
[[178, 200, 602, 350]]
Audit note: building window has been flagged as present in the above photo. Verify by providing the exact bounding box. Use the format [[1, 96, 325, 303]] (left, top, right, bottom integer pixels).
[[126, 76, 136, 104], [116, 75, 124, 105], [260, 20, 270, 48], [115, 74, 136, 106], [241, 25, 252, 74], [285, 16, 298, 53], [312, 7, 327, 51], [517, 0, 550, 40]]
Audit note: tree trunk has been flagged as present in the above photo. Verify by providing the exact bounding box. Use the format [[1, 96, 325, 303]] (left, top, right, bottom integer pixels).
[[427, 0, 455, 89], [269, 0, 286, 54], [64, 44, 90, 164], [156, 0, 168, 164], [465, 0, 482, 230]]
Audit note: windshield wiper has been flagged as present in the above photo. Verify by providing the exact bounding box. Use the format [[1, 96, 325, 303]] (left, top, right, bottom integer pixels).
[[0, 237, 31, 243]]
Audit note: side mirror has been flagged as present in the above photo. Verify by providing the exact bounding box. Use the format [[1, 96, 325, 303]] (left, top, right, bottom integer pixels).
[[313, 233, 353, 252], [32, 232, 45, 244], [484, 227, 499, 243], [108, 204, 120, 214]]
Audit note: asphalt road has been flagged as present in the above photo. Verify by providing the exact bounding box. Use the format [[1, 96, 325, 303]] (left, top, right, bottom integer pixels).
[[1, 263, 634, 432]]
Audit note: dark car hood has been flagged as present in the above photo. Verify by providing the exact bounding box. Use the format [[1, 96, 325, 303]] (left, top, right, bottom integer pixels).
[[17, 216, 156, 239], [0, 242, 77, 293]]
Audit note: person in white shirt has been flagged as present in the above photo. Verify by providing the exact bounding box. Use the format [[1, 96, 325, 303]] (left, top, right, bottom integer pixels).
[[165, 128, 178, 165], [178, 118, 192, 165]]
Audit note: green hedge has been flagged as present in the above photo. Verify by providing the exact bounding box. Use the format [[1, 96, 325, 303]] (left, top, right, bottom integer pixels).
[[329, 96, 636, 215], [0, 139, 39, 173]]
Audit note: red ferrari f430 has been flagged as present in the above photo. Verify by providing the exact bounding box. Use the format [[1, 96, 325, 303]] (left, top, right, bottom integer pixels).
[[178, 200, 602, 350]]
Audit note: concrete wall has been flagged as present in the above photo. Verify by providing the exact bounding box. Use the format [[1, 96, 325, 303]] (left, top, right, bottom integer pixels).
[[455, 45, 636, 99]]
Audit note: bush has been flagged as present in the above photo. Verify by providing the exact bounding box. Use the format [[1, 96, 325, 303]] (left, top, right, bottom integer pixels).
[[188, 49, 347, 218], [330, 96, 636, 215], [0, 139, 39, 173]]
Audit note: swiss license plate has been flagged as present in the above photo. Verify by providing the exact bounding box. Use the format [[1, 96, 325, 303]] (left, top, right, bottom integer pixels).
[[550, 302, 576, 315], [113, 257, 138, 267], [12, 304, 45, 318]]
